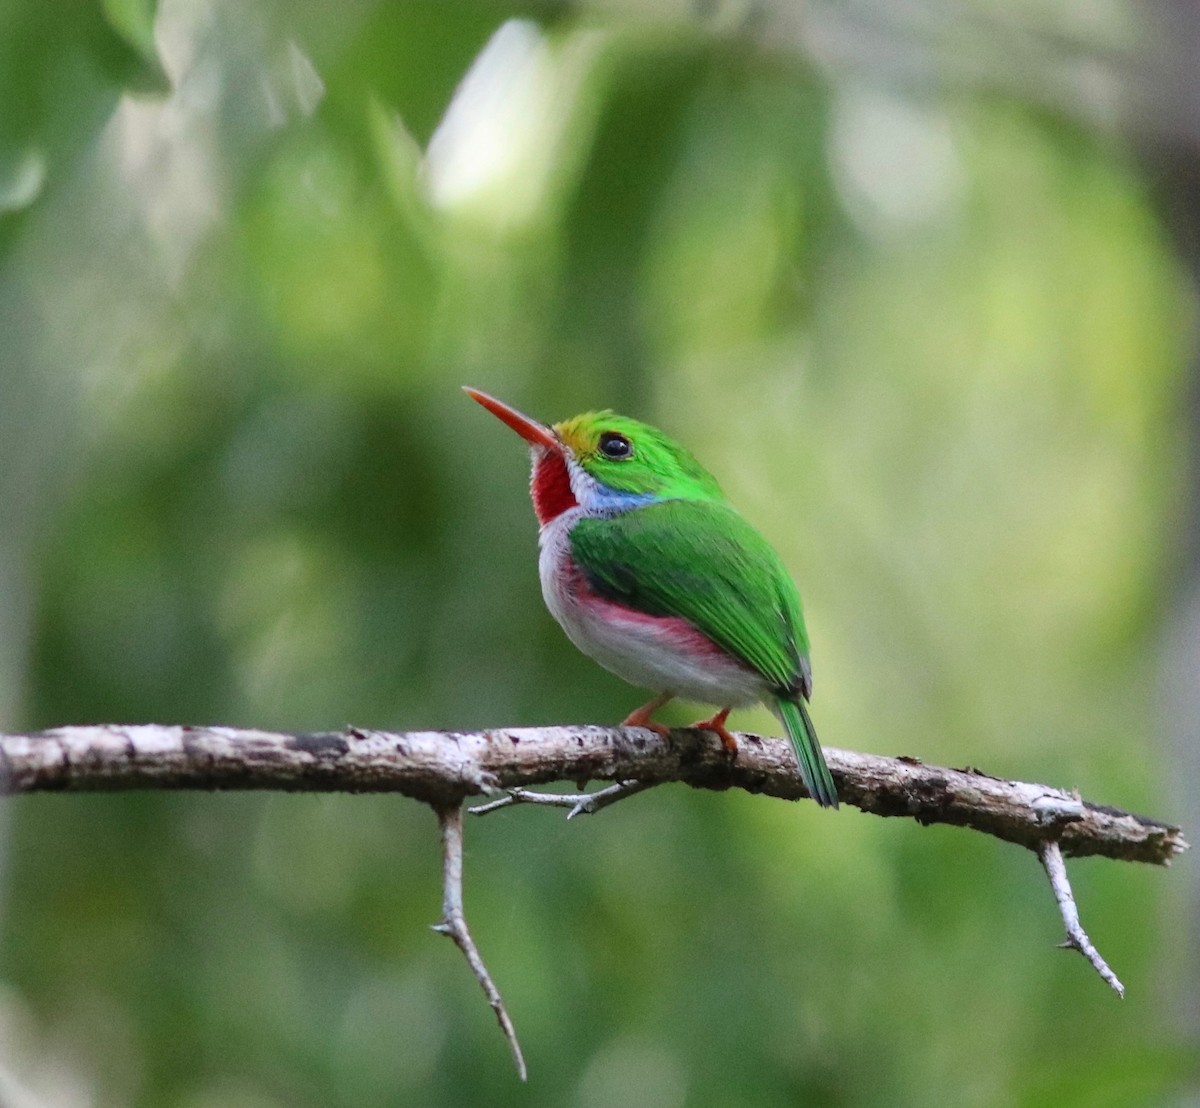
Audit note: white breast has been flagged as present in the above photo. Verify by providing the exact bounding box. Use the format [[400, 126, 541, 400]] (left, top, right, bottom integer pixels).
[[537, 509, 767, 709]]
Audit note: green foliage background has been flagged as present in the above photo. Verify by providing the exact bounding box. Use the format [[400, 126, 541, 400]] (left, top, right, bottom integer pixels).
[[0, 1, 1194, 1104]]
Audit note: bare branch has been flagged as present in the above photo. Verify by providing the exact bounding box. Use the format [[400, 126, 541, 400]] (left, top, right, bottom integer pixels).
[[2, 722, 1179, 1060], [432, 804, 527, 1080], [0, 723, 1185, 865], [1039, 840, 1125, 997], [469, 780, 655, 819]]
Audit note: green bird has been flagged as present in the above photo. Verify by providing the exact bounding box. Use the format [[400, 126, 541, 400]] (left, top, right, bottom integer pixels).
[[465, 387, 838, 809]]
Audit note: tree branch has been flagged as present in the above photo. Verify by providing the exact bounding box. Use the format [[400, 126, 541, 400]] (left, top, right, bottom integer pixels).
[[431, 804, 527, 1079], [0, 723, 1185, 865], [1, 721, 1185, 1047], [469, 779, 654, 819], [1039, 840, 1125, 997]]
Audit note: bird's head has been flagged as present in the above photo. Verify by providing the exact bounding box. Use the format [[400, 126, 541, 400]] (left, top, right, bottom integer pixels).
[[464, 387, 723, 525]]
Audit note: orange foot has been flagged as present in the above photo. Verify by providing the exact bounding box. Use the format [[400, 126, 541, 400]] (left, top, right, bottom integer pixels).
[[621, 692, 674, 739], [692, 707, 738, 758]]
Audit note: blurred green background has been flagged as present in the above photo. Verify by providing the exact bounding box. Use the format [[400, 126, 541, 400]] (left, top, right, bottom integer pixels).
[[1, 0, 1196, 1104]]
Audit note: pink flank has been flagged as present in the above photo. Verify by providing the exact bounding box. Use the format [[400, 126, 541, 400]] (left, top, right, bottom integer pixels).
[[564, 556, 732, 663]]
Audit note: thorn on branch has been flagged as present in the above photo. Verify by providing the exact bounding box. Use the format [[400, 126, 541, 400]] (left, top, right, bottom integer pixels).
[[432, 804, 527, 1080], [1038, 840, 1125, 998], [469, 779, 656, 819]]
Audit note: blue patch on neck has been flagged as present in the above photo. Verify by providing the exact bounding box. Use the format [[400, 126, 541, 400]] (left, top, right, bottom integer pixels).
[[588, 484, 657, 513]]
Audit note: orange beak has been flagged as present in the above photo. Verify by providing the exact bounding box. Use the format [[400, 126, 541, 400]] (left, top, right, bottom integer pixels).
[[463, 387, 559, 451]]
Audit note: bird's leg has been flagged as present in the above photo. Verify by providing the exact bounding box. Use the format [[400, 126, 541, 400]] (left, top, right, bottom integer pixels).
[[621, 692, 674, 739], [691, 706, 739, 758]]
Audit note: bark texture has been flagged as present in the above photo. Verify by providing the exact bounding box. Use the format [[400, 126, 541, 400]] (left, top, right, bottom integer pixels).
[[0, 723, 1185, 865]]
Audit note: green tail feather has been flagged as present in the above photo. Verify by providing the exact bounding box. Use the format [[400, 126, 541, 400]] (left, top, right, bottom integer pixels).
[[776, 698, 838, 809]]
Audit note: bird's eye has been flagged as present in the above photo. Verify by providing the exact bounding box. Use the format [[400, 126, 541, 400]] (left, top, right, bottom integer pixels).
[[598, 432, 633, 459]]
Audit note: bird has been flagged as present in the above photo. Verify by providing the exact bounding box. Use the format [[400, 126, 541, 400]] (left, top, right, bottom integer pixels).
[[464, 387, 838, 809]]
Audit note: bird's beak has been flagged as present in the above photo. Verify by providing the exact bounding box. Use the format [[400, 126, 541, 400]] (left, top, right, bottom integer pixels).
[[463, 387, 559, 451]]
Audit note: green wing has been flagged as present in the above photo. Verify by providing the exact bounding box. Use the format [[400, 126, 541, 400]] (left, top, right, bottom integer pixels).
[[572, 500, 838, 808], [569, 499, 812, 698]]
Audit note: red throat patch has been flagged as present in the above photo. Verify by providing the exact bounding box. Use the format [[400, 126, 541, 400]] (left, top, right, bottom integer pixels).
[[530, 450, 577, 525]]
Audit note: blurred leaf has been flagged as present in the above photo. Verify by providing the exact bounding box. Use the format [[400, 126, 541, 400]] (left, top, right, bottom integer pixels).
[[102, 0, 164, 74]]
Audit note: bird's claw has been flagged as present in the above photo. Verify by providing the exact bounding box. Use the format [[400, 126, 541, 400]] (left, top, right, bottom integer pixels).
[[690, 707, 739, 758]]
